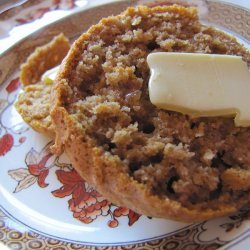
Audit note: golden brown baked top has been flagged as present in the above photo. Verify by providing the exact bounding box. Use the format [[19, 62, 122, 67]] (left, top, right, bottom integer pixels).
[[20, 33, 70, 86], [50, 5, 250, 222], [15, 34, 70, 136]]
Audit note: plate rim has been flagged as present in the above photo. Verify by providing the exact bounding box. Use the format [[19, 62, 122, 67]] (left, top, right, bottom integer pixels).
[[0, 0, 249, 248]]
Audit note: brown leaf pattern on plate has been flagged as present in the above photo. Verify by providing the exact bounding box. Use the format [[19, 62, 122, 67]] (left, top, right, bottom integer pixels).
[[8, 168, 37, 193], [220, 205, 250, 232], [8, 142, 54, 191], [8, 168, 30, 181], [14, 174, 37, 193]]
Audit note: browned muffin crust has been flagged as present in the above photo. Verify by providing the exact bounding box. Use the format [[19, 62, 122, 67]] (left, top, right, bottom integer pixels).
[[51, 5, 250, 222], [20, 33, 70, 86], [15, 34, 70, 136]]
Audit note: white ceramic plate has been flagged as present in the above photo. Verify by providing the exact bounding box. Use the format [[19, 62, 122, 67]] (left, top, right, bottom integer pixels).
[[0, 1, 249, 249]]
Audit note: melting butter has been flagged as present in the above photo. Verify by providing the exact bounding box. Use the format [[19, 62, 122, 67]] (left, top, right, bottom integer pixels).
[[147, 52, 250, 127], [41, 65, 60, 85]]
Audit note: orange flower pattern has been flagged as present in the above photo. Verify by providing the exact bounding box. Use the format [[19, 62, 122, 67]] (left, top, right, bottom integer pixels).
[[0, 134, 14, 156], [0, 78, 27, 158], [53, 170, 111, 224], [8, 143, 55, 193], [52, 169, 141, 228], [2, 76, 142, 228], [8, 144, 142, 228], [26, 149, 53, 188]]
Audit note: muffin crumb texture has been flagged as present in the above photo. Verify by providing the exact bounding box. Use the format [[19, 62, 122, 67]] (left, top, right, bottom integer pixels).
[[16, 34, 70, 136], [51, 5, 250, 221]]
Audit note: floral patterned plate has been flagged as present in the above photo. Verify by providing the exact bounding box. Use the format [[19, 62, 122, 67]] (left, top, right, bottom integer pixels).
[[0, 0, 249, 249]]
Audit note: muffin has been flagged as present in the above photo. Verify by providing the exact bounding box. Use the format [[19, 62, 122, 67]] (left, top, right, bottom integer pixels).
[[15, 34, 70, 136], [50, 5, 249, 222]]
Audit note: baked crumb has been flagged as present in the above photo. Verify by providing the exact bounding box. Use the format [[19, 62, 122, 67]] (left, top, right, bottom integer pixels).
[[15, 34, 70, 136], [51, 5, 250, 221]]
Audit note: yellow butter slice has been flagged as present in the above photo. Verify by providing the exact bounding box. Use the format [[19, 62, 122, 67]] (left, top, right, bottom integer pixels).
[[147, 52, 250, 127]]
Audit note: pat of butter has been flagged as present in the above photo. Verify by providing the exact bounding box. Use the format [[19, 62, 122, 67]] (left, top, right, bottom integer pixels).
[[147, 52, 250, 127], [41, 65, 60, 84]]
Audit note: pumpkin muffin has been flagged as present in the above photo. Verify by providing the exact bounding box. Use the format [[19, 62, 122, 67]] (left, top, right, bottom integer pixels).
[[15, 34, 70, 136], [50, 5, 249, 222]]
